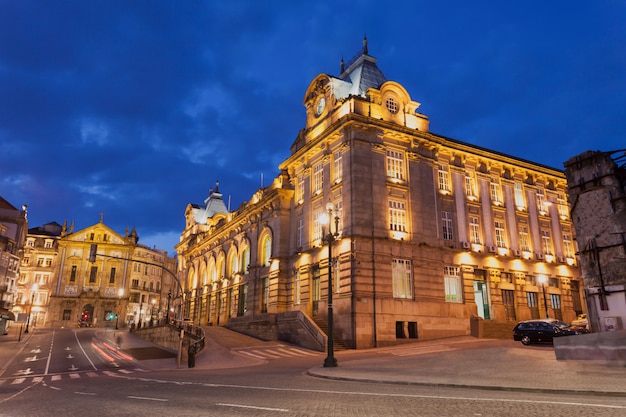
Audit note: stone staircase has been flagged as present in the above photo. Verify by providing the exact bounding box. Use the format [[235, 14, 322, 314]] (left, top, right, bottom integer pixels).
[[312, 315, 349, 350]]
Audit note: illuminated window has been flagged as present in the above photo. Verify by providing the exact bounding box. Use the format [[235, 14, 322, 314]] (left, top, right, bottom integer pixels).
[[442, 211, 453, 241], [469, 217, 481, 244], [333, 153, 343, 183], [527, 291, 538, 308], [519, 226, 531, 252], [541, 229, 553, 255], [389, 200, 407, 232], [563, 233, 574, 257], [385, 97, 399, 114], [217, 257, 226, 279], [228, 252, 238, 277], [490, 179, 502, 205], [313, 163, 323, 194], [465, 173, 477, 200], [437, 165, 451, 193], [261, 234, 272, 267], [550, 294, 561, 310], [296, 176, 304, 203], [536, 187, 547, 214], [44, 240, 53, 249], [210, 262, 217, 282], [392, 259, 412, 299], [557, 193, 569, 219], [494, 221, 506, 248], [240, 247, 250, 273], [444, 266, 462, 303], [313, 211, 324, 241], [386, 150, 404, 180], [514, 183, 525, 210]]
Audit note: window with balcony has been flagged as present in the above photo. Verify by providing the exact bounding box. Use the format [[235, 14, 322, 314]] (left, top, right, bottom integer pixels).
[[392, 259, 412, 299]]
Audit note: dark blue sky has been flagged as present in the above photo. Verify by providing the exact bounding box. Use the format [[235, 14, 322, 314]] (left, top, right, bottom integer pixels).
[[1, 1, 624, 255]]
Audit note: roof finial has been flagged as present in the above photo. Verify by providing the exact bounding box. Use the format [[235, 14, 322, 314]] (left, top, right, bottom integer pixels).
[[362, 34, 368, 55], [99, 211, 104, 223], [340, 55, 345, 74], [215, 180, 219, 193]]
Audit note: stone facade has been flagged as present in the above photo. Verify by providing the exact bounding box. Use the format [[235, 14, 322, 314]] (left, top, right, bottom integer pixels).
[[177, 40, 584, 349], [19, 218, 178, 330], [564, 150, 626, 331]]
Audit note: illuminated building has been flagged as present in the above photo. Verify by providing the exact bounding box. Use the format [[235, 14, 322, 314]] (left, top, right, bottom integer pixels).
[[37, 218, 177, 329], [177, 39, 583, 349]]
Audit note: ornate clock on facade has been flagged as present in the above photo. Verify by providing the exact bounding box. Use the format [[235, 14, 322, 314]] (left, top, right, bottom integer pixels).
[[315, 97, 326, 117]]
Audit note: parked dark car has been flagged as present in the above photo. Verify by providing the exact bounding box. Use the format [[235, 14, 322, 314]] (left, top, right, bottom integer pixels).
[[513, 319, 588, 345]]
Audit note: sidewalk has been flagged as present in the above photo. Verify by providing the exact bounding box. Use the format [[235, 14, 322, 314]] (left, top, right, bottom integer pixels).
[[4, 325, 626, 397]]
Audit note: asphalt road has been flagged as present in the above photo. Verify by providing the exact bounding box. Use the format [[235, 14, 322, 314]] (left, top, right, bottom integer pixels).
[[2, 331, 626, 417]]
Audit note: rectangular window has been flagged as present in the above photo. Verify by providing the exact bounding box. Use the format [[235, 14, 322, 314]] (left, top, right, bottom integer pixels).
[[494, 220, 506, 248], [313, 163, 323, 194], [313, 211, 323, 241], [442, 211, 453, 241], [557, 193, 569, 219], [296, 176, 304, 203], [536, 187, 546, 213], [89, 266, 97, 283], [70, 265, 77, 282], [563, 233, 573, 258], [389, 200, 407, 232], [296, 219, 304, 248], [444, 266, 462, 303], [63, 310, 71, 320], [392, 259, 412, 299], [490, 179, 502, 205], [501, 272, 513, 284], [514, 182, 525, 210], [386, 150, 404, 180], [526, 291, 538, 307], [469, 217, 481, 244], [541, 230, 553, 255], [525, 275, 537, 286], [109, 267, 116, 284], [132, 279, 139, 288], [465, 174, 477, 200], [44, 240, 53, 249], [333, 153, 343, 183], [519, 226, 531, 252], [550, 294, 561, 309], [437, 165, 451, 193]]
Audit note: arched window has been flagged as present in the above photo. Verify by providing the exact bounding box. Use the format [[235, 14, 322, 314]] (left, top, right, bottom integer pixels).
[[217, 257, 225, 280], [240, 246, 250, 274], [261, 234, 272, 267], [228, 250, 238, 277], [209, 259, 217, 283]]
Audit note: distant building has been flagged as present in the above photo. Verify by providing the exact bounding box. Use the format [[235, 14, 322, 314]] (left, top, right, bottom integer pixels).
[[176, 39, 584, 349], [564, 150, 626, 332], [0, 196, 27, 334], [20, 218, 178, 329]]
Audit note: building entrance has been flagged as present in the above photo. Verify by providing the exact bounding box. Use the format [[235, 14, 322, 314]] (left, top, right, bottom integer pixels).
[[473, 281, 490, 319]]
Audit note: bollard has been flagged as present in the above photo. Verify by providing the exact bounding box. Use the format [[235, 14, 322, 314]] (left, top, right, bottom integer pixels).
[[188, 345, 196, 368]]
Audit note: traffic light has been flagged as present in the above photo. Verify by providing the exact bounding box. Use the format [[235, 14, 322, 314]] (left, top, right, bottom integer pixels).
[[89, 244, 97, 262]]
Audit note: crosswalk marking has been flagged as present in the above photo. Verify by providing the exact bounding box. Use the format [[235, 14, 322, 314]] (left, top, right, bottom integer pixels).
[[32, 377, 44, 383], [51, 375, 61, 381], [86, 372, 98, 377], [0, 368, 147, 386], [11, 378, 25, 385], [69, 373, 80, 379], [236, 346, 321, 360]]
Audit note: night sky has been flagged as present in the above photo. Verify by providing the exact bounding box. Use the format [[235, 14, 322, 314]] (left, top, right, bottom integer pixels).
[[1, 1, 624, 255]]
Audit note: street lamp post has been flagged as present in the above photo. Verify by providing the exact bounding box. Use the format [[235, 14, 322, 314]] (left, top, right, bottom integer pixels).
[[537, 275, 549, 318], [24, 284, 39, 334], [116, 288, 124, 329], [321, 202, 339, 368]]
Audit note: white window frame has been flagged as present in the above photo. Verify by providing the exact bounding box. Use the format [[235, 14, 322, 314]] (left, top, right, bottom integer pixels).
[[442, 211, 453, 241], [392, 259, 412, 299], [296, 219, 304, 248], [444, 266, 463, 303], [563, 233, 573, 258], [386, 150, 405, 180], [541, 229, 553, 255], [313, 163, 323, 195], [389, 200, 407, 232], [313, 211, 324, 241], [519, 226, 531, 252], [333, 153, 343, 183], [495, 220, 506, 248], [297, 176, 304, 203], [465, 173, 477, 200], [469, 217, 481, 244], [514, 183, 525, 210], [437, 165, 451, 193], [490, 178, 502, 205]]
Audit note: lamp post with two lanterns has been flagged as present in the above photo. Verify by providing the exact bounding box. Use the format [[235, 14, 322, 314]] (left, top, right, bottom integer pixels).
[[320, 202, 339, 368]]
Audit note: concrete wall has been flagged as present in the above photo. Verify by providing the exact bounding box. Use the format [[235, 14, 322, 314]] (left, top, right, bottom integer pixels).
[[554, 330, 626, 363]]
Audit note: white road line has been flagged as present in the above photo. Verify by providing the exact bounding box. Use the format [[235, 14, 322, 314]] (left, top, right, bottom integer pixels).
[[118, 369, 133, 374], [73, 330, 97, 370], [75, 391, 96, 396], [11, 378, 25, 385], [51, 375, 61, 381], [237, 351, 267, 360], [127, 396, 168, 402], [216, 403, 289, 412], [250, 350, 282, 358], [69, 373, 80, 379], [86, 372, 98, 377], [32, 377, 44, 383]]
